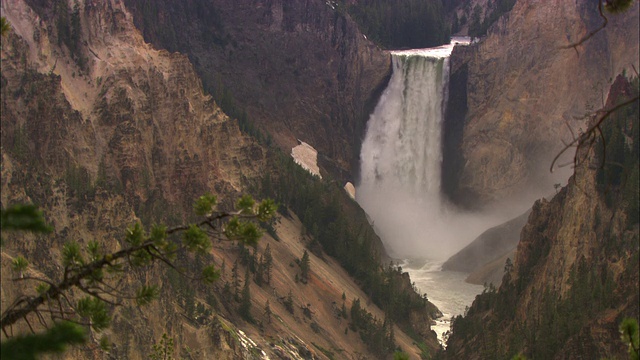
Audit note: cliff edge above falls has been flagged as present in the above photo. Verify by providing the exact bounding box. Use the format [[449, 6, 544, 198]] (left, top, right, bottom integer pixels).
[[122, 0, 391, 181], [443, 0, 639, 208]]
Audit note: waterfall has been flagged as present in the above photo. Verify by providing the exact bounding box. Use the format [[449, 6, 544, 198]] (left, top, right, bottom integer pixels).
[[356, 39, 478, 259], [359, 54, 449, 203]]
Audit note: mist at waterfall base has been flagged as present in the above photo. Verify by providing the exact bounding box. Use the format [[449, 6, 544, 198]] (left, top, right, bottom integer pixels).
[[356, 39, 506, 261]]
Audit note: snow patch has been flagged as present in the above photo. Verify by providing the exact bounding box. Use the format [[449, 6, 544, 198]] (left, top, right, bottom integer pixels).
[[344, 182, 356, 199], [291, 141, 322, 179]]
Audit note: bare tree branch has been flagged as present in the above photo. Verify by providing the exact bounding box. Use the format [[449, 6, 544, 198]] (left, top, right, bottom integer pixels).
[[550, 95, 640, 172], [560, 1, 608, 51]]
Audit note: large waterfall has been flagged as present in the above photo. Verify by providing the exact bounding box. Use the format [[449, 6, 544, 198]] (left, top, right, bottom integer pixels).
[[356, 39, 486, 259], [359, 54, 449, 205]]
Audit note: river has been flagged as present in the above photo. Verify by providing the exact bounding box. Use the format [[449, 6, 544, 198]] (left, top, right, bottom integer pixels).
[[401, 259, 484, 345]]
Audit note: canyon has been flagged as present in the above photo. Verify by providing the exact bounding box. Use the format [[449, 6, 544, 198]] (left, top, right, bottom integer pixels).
[[0, 0, 438, 358], [1, 0, 638, 359]]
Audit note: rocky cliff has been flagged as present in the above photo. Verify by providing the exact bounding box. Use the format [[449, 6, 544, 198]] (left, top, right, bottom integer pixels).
[[442, 209, 530, 285], [1, 0, 265, 357], [443, 75, 639, 359], [121, 0, 391, 181], [443, 0, 639, 208]]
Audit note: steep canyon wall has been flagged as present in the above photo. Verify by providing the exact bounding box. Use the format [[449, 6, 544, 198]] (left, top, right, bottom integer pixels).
[[444, 0, 639, 208], [0, 1, 440, 358], [122, 0, 391, 180], [444, 75, 639, 359]]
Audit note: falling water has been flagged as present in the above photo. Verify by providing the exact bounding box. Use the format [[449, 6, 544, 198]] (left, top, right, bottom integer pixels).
[[357, 39, 492, 260], [359, 55, 448, 201]]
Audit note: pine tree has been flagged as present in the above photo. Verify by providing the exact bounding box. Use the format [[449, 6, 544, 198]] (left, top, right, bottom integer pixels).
[[249, 248, 257, 273], [284, 290, 294, 314], [255, 254, 264, 286], [239, 268, 253, 321], [299, 250, 310, 284], [222, 281, 232, 301], [149, 333, 175, 360], [232, 259, 240, 302], [264, 244, 273, 284]]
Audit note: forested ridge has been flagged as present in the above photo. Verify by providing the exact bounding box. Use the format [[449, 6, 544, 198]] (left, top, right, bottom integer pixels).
[[255, 149, 441, 356]]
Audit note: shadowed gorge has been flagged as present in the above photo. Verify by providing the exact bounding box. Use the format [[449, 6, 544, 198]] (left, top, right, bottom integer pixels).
[[444, 76, 639, 359]]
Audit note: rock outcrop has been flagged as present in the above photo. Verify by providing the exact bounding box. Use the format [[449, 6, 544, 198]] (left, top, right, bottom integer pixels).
[[442, 209, 530, 285], [122, 0, 391, 181], [2, 0, 265, 357], [444, 0, 639, 208]]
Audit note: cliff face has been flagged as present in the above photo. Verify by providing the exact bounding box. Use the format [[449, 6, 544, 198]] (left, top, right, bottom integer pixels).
[[442, 209, 530, 285], [444, 0, 639, 207], [3, 0, 265, 212], [121, 0, 391, 180], [1, 0, 265, 357], [443, 76, 639, 359]]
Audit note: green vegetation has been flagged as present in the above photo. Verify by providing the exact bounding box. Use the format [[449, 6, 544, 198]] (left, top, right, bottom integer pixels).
[[620, 318, 639, 360], [1, 16, 10, 37], [595, 76, 640, 228], [64, 161, 94, 198], [0, 321, 86, 360], [239, 267, 254, 322], [257, 150, 437, 340], [149, 333, 175, 360], [299, 250, 310, 283], [0, 194, 275, 358], [263, 300, 272, 324], [349, 298, 396, 354], [605, 0, 636, 13], [284, 290, 295, 315], [1, 204, 52, 236], [210, 77, 272, 146], [313, 342, 336, 360], [54, 1, 86, 69]]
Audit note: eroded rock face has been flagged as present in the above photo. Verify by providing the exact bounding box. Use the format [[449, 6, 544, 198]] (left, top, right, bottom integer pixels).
[[122, 0, 391, 180], [444, 0, 639, 208], [3, 0, 265, 211], [443, 75, 639, 360], [442, 209, 530, 277]]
